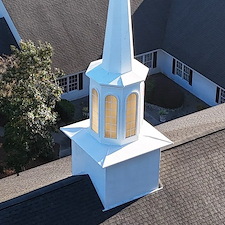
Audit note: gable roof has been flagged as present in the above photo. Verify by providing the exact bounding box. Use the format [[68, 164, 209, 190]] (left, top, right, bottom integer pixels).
[[1, 104, 225, 224], [4, 0, 225, 88], [163, 0, 225, 88], [0, 17, 18, 55], [1, 129, 225, 224], [2, 0, 170, 74], [2, 0, 108, 74], [133, 0, 172, 54]]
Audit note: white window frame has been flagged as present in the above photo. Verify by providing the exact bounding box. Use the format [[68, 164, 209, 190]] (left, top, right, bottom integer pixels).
[[105, 95, 118, 139], [220, 89, 225, 103], [135, 52, 153, 68], [126, 93, 137, 138], [217, 87, 225, 104], [91, 89, 99, 133], [57, 71, 84, 93], [174, 59, 192, 84]]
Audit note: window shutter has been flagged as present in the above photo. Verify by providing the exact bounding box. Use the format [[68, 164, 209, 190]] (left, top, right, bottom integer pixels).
[[172, 58, 176, 74], [215, 87, 220, 103], [153, 51, 157, 68], [189, 70, 193, 86], [79, 73, 83, 90]]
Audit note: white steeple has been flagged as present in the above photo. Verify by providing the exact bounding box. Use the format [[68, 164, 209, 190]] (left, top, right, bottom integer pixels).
[[102, 0, 134, 74], [61, 0, 172, 211], [86, 0, 148, 87], [86, 0, 149, 145]]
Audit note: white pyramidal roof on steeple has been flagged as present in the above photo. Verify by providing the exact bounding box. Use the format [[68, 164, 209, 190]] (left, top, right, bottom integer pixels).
[[61, 119, 172, 168], [86, 0, 148, 86], [101, 0, 133, 74]]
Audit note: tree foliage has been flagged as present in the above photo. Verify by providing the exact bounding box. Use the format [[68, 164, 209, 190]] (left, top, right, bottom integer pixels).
[[0, 40, 62, 174]]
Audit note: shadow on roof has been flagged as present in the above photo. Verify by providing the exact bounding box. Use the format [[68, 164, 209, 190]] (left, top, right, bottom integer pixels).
[[0, 17, 19, 56], [0, 175, 136, 225]]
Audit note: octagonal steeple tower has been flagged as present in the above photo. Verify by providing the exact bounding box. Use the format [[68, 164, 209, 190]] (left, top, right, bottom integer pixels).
[[86, 0, 148, 145]]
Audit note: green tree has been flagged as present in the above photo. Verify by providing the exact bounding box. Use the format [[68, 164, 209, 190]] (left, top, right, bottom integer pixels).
[[0, 40, 63, 174]]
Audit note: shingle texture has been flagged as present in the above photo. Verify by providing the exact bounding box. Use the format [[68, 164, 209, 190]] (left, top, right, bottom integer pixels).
[[4, 0, 225, 87], [0, 156, 71, 203], [0, 17, 18, 55], [163, 0, 225, 88], [1, 129, 225, 225], [2, 0, 170, 74], [1, 103, 225, 204], [157, 103, 225, 149], [132, 0, 171, 54]]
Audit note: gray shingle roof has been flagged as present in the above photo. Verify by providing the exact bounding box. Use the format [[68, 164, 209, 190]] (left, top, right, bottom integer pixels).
[[133, 0, 171, 54], [2, 103, 225, 204], [1, 104, 225, 224], [2, 0, 170, 74], [2, 0, 108, 74], [162, 0, 225, 88], [1, 128, 225, 225], [0, 17, 18, 55], [4, 0, 225, 87]]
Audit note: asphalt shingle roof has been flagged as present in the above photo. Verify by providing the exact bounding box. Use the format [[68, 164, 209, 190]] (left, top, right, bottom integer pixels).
[[4, 0, 225, 87], [0, 17, 18, 55], [1, 128, 225, 225], [132, 0, 171, 55], [2, 0, 170, 74], [163, 0, 225, 88], [1, 103, 225, 202], [1, 104, 225, 224]]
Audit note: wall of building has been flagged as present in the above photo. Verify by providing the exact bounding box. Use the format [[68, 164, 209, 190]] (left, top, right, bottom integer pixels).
[[60, 49, 220, 105], [0, 0, 21, 43], [104, 149, 160, 210], [61, 73, 89, 101], [71, 141, 106, 205], [158, 49, 218, 106]]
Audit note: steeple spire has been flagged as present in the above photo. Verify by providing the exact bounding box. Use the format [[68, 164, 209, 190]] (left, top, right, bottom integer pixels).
[[102, 0, 134, 74]]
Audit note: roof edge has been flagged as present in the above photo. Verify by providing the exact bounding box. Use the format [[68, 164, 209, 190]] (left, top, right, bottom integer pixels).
[[0, 175, 86, 211]]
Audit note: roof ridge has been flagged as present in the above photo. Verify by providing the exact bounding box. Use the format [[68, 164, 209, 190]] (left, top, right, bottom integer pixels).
[[162, 127, 225, 152], [157, 103, 225, 151]]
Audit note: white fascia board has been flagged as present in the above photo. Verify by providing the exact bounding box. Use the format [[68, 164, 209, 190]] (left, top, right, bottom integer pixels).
[[0, 0, 21, 44], [61, 120, 173, 168], [60, 119, 90, 139], [86, 59, 149, 87]]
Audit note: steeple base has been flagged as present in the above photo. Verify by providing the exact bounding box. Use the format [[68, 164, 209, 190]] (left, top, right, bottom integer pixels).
[[61, 120, 172, 210]]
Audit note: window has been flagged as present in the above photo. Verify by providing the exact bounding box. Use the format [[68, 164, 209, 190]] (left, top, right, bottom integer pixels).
[[172, 59, 193, 85], [58, 77, 67, 93], [183, 66, 191, 82], [135, 51, 157, 68], [143, 53, 152, 67], [58, 72, 84, 93], [69, 75, 78, 91], [91, 89, 99, 133], [105, 95, 117, 139], [176, 61, 183, 77], [126, 93, 137, 138], [221, 89, 225, 103], [216, 87, 225, 104]]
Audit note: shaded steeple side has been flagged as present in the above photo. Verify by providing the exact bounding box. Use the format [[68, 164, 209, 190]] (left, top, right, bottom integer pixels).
[[102, 0, 134, 74]]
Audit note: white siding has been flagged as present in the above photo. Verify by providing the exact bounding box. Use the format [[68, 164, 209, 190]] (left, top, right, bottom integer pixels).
[[61, 73, 89, 101], [158, 49, 217, 106]]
